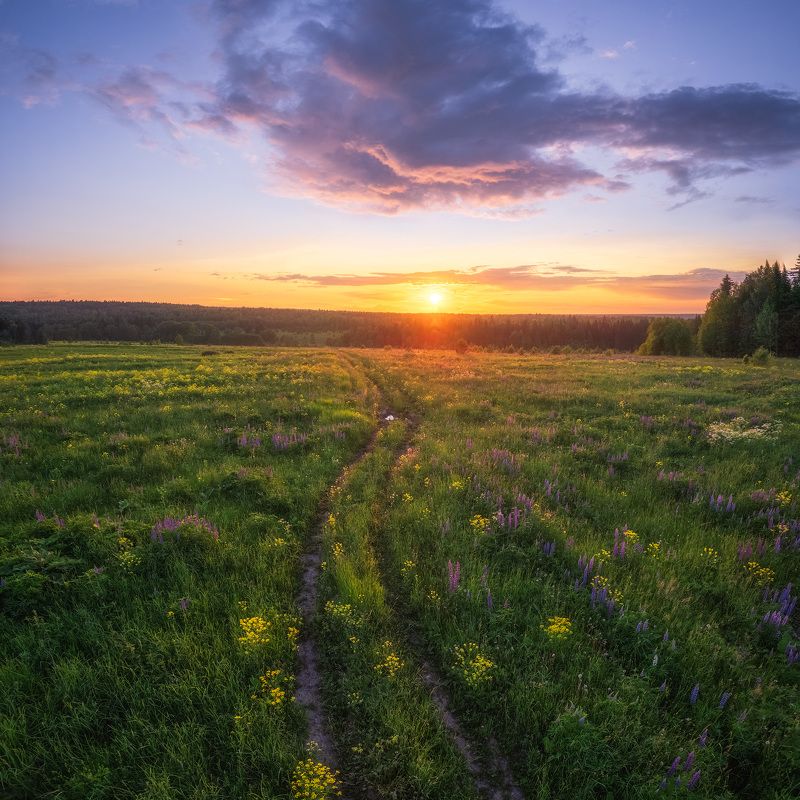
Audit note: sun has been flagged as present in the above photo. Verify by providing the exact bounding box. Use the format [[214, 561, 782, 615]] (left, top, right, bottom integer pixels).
[[427, 289, 444, 308]]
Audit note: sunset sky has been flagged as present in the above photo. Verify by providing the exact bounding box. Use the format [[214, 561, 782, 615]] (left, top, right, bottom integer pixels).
[[1, 0, 799, 314]]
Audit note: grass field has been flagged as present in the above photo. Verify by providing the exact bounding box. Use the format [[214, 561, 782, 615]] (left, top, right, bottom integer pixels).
[[1, 344, 798, 799]]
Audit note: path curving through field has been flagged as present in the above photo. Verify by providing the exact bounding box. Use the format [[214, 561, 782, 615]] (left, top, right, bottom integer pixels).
[[294, 403, 393, 777]]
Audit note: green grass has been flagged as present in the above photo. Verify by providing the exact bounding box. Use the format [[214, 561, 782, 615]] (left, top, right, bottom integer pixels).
[[1, 344, 798, 799]]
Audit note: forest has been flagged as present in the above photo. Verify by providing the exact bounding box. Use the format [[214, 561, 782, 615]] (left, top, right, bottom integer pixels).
[[1, 257, 798, 355]]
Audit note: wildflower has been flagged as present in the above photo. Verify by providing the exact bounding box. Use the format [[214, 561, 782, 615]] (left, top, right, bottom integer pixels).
[[453, 642, 494, 687], [469, 514, 490, 534], [647, 541, 661, 558], [238, 616, 271, 649], [290, 758, 341, 800], [287, 626, 300, 649], [400, 559, 415, 577], [690, 683, 700, 706], [687, 770, 701, 790], [744, 560, 774, 587], [331, 541, 344, 560], [447, 559, 461, 593], [402, 492, 413, 503], [623, 529, 638, 542], [374, 641, 404, 679], [327, 513, 336, 528], [541, 616, 573, 639], [659, 681, 667, 693], [666, 756, 681, 777], [698, 729, 708, 748], [701, 547, 720, 564], [254, 669, 293, 706], [718, 691, 731, 709], [684, 751, 695, 772], [179, 597, 189, 611]]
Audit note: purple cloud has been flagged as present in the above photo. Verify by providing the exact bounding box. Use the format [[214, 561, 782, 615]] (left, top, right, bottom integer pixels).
[[13, 0, 797, 213], [196, 0, 800, 212]]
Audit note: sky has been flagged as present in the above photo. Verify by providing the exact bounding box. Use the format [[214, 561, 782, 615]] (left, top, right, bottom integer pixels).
[[1, 0, 799, 314]]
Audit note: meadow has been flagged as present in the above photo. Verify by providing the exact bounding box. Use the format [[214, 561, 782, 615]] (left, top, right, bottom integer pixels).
[[1, 344, 798, 799]]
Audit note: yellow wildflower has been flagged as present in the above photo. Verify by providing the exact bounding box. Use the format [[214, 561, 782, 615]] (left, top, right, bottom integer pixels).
[[238, 616, 271, 649], [291, 758, 342, 800], [453, 642, 494, 687], [541, 616, 572, 639]]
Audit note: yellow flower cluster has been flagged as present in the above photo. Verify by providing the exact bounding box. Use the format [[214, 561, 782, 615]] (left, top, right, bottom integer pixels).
[[374, 641, 404, 679], [622, 529, 638, 542], [469, 514, 491, 534], [400, 559, 415, 576], [701, 546, 720, 564], [776, 490, 792, 507], [266, 536, 287, 549], [647, 541, 661, 557], [453, 642, 494, 687], [450, 479, 464, 490], [327, 513, 336, 528], [287, 625, 300, 649], [744, 560, 775, 586], [324, 600, 358, 625], [427, 588, 441, 603], [402, 492, 414, 503], [291, 758, 342, 800], [596, 548, 611, 562], [116, 549, 141, 571], [238, 616, 271, 649], [253, 669, 293, 706], [331, 542, 344, 560], [541, 616, 573, 639], [592, 575, 623, 602]]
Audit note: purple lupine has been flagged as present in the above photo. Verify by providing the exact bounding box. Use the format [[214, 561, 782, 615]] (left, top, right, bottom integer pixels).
[[486, 590, 493, 611], [35, 510, 46, 522], [690, 683, 700, 705], [719, 691, 731, 709], [659, 681, 667, 693], [684, 752, 696, 772], [543, 541, 556, 557], [447, 560, 461, 593], [666, 756, 681, 777], [786, 643, 799, 666], [687, 771, 701, 790], [179, 597, 189, 611], [698, 728, 708, 748], [663, 629, 669, 642], [92, 566, 105, 575]]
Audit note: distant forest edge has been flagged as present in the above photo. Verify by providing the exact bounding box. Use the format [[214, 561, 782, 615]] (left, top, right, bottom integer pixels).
[[2, 257, 799, 356]]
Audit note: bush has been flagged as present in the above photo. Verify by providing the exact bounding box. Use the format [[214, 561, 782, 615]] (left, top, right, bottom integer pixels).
[[751, 346, 771, 365]]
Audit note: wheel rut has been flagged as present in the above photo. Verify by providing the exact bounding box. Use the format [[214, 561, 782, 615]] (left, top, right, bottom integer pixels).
[[294, 401, 392, 775], [368, 417, 526, 800]]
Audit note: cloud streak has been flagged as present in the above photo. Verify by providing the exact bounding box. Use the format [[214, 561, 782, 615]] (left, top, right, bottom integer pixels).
[[243, 264, 749, 301]]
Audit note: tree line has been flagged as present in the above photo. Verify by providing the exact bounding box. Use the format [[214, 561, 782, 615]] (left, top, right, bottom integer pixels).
[[638, 256, 800, 357], [1, 256, 798, 355], [0, 301, 651, 351]]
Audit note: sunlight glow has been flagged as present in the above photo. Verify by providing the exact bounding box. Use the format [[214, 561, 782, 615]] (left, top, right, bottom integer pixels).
[[427, 289, 444, 308]]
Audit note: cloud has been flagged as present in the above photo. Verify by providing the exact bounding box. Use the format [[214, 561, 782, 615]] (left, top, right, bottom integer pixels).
[[599, 49, 620, 60], [240, 263, 747, 300], [734, 194, 773, 205], [15, 0, 797, 214], [196, 0, 800, 213]]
